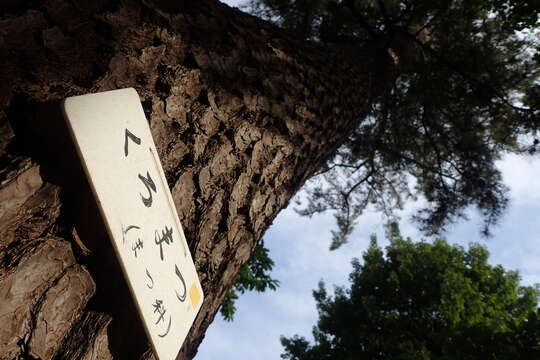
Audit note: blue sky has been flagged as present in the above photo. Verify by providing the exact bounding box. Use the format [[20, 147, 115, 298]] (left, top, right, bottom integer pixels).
[[195, 153, 540, 359], [195, 2, 540, 358]]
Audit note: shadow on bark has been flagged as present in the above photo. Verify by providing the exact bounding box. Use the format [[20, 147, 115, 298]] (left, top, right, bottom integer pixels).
[[6, 98, 152, 359]]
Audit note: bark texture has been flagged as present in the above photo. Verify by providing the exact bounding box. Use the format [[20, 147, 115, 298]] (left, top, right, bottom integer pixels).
[[0, 0, 390, 358]]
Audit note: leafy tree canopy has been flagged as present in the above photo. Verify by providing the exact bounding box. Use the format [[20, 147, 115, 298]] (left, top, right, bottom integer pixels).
[[220, 241, 279, 320], [243, 0, 540, 248], [281, 225, 540, 359]]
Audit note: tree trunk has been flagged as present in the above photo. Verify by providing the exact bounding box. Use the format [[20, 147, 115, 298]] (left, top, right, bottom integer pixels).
[[0, 1, 391, 359]]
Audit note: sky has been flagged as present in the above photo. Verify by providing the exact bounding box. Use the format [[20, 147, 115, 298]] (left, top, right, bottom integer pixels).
[[195, 153, 540, 359], [195, 1, 540, 359]]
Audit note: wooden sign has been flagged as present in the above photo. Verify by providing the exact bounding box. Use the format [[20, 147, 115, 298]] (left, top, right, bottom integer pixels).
[[62, 88, 203, 360]]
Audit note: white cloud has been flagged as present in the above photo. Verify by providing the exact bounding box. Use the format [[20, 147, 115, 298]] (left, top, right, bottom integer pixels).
[[497, 154, 540, 205], [220, 0, 247, 8], [197, 158, 540, 359]]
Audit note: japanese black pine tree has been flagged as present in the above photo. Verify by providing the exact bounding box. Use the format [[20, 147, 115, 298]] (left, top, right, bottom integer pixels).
[[0, 0, 538, 359], [247, 0, 540, 248]]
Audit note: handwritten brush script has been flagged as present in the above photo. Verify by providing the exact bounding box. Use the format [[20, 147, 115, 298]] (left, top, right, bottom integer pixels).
[[62, 88, 203, 360]]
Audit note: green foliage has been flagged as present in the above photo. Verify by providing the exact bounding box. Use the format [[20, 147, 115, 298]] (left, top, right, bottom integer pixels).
[[220, 241, 279, 321], [281, 227, 540, 359], [492, 0, 540, 30], [246, 0, 540, 247]]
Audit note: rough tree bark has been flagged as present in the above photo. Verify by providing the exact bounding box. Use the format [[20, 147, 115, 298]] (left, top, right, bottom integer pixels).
[[0, 0, 391, 359]]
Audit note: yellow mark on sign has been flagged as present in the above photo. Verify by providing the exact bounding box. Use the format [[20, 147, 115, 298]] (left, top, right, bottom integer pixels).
[[189, 283, 201, 308]]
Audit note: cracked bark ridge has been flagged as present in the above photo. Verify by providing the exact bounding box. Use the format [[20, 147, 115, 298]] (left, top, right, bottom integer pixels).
[[55, 312, 114, 360], [1, 0, 390, 358], [28, 265, 95, 360]]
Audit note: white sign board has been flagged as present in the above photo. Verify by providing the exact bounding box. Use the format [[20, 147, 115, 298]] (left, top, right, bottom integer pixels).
[[62, 88, 203, 360]]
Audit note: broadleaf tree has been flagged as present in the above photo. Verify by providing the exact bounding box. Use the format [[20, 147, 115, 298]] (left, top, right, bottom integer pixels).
[[220, 240, 279, 320], [0, 0, 539, 358], [281, 225, 540, 359]]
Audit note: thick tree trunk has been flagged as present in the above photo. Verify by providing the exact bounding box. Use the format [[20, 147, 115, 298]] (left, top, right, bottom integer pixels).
[[0, 1, 390, 359]]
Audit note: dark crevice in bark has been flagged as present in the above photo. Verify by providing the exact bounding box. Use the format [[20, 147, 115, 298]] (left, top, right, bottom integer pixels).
[[1, 0, 44, 16], [155, 65, 172, 98], [5, 94, 33, 158], [24, 264, 75, 356], [176, 153, 195, 174], [195, 89, 210, 106], [54, 311, 112, 360], [142, 98, 154, 119], [183, 52, 201, 70], [95, 0, 122, 17], [0, 155, 27, 185], [0, 239, 46, 279]]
